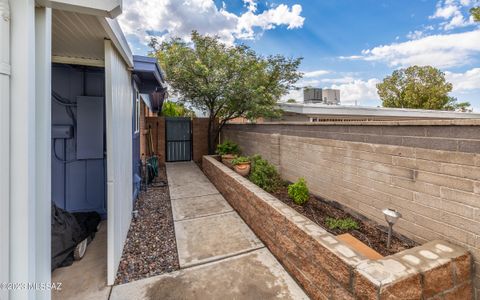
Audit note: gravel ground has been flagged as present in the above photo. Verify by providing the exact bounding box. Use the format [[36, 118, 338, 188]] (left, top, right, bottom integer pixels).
[[115, 166, 180, 285]]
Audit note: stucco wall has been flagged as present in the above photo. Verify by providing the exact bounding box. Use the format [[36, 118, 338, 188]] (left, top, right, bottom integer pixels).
[[222, 120, 480, 297]]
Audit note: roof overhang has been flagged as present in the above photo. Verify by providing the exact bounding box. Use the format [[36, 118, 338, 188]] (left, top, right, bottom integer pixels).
[[278, 103, 480, 119], [133, 55, 167, 113], [51, 9, 133, 68], [133, 55, 166, 89], [36, 0, 122, 18]]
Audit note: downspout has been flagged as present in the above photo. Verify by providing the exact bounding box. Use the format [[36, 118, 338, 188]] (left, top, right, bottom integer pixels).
[[0, 1, 10, 299]]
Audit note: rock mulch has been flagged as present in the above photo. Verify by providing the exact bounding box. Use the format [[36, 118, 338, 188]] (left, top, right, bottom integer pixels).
[[115, 166, 179, 285]]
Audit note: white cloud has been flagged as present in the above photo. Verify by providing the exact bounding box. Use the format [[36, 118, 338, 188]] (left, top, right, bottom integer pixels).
[[321, 77, 357, 84], [445, 68, 480, 91], [330, 78, 380, 105], [430, 0, 476, 30], [302, 70, 330, 78], [243, 0, 257, 12], [406, 30, 426, 40], [346, 30, 480, 68], [236, 4, 304, 39], [281, 88, 303, 102], [282, 77, 380, 105], [119, 0, 305, 47]]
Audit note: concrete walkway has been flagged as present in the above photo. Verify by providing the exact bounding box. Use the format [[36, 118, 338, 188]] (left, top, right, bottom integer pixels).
[[111, 161, 309, 300], [52, 221, 110, 300]]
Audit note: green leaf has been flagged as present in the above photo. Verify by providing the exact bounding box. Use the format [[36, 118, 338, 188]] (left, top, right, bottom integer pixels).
[[377, 66, 470, 111], [287, 178, 309, 205]]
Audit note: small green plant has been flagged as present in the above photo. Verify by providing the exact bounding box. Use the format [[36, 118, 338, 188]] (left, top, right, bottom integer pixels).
[[248, 155, 282, 192], [232, 156, 250, 165], [325, 217, 359, 231], [216, 140, 240, 156], [287, 178, 309, 205]]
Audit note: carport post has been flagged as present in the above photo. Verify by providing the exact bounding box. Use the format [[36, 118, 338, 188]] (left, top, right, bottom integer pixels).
[[9, 0, 38, 299], [0, 1, 11, 299], [8, 2, 51, 299], [35, 6, 52, 300]]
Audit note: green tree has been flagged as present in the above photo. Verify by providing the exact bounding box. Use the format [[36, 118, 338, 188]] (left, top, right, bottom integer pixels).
[[470, 7, 480, 22], [377, 65, 470, 111], [286, 98, 296, 103], [150, 31, 302, 153], [161, 101, 195, 117]]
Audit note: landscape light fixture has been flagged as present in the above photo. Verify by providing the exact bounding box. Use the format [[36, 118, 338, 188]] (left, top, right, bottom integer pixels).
[[382, 208, 402, 249]]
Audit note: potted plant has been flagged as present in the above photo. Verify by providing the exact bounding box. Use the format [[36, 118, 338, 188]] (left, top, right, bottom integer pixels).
[[216, 141, 240, 168], [232, 156, 251, 177]]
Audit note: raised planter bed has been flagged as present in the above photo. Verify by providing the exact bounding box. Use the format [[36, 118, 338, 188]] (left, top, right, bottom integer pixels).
[[203, 155, 474, 299], [271, 187, 417, 257]]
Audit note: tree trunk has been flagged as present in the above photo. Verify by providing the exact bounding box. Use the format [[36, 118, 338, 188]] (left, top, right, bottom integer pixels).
[[207, 117, 213, 154], [207, 116, 219, 155]]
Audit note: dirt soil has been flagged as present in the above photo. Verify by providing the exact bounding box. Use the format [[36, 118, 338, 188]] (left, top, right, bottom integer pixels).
[[115, 166, 180, 284], [272, 186, 417, 256]]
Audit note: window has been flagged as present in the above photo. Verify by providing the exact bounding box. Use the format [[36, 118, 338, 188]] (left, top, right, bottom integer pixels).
[[134, 89, 140, 134]]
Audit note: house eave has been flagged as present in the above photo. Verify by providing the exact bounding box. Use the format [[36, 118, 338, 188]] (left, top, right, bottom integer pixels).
[[36, 0, 122, 18]]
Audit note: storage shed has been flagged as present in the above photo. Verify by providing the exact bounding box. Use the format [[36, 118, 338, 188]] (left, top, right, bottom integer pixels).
[[0, 1, 144, 298]]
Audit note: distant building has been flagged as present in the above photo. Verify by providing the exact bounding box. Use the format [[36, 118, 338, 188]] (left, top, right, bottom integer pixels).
[[303, 88, 340, 105], [275, 102, 480, 122]]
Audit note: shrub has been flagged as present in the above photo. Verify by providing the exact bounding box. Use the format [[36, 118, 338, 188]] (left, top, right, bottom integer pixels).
[[216, 140, 240, 156], [325, 217, 359, 231], [248, 155, 281, 192], [287, 178, 309, 205], [232, 156, 250, 165]]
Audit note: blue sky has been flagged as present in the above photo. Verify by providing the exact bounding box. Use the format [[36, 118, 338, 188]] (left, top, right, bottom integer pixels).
[[119, 0, 480, 110]]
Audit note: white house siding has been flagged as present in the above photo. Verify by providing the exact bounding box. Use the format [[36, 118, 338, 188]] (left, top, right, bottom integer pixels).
[[104, 40, 133, 285], [0, 1, 11, 299], [34, 7, 52, 300], [8, 1, 47, 299]]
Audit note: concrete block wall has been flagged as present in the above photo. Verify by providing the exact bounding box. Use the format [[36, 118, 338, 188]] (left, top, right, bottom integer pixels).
[[222, 120, 480, 297], [203, 156, 474, 300], [192, 118, 211, 163]]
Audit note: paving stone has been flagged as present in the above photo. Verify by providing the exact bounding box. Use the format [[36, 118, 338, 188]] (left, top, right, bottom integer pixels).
[[110, 249, 309, 300], [174, 211, 263, 267], [171, 193, 232, 221]]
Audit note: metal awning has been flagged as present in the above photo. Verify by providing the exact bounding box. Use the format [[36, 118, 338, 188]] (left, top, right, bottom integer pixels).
[[140, 93, 152, 111]]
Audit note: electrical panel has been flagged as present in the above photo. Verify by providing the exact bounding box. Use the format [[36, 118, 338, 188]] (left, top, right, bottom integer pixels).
[[76, 96, 104, 159]]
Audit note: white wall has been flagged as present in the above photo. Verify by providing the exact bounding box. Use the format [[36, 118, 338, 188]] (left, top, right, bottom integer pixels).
[[9, 0, 37, 299], [104, 40, 133, 285], [35, 7, 52, 300], [6, 3, 52, 299], [0, 1, 10, 299]]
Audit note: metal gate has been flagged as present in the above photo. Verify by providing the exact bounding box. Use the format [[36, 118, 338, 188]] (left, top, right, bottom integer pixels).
[[166, 117, 192, 162]]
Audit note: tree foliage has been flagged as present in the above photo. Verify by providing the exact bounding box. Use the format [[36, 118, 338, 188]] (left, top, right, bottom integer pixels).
[[471, 7, 480, 22], [161, 101, 195, 117], [150, 31, 302, 153], [377, 65, 470, 111]]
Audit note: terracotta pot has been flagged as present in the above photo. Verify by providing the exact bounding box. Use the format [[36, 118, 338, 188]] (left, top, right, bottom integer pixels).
[[221, 154, 236, 168], [234, 162, 251, 177]]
